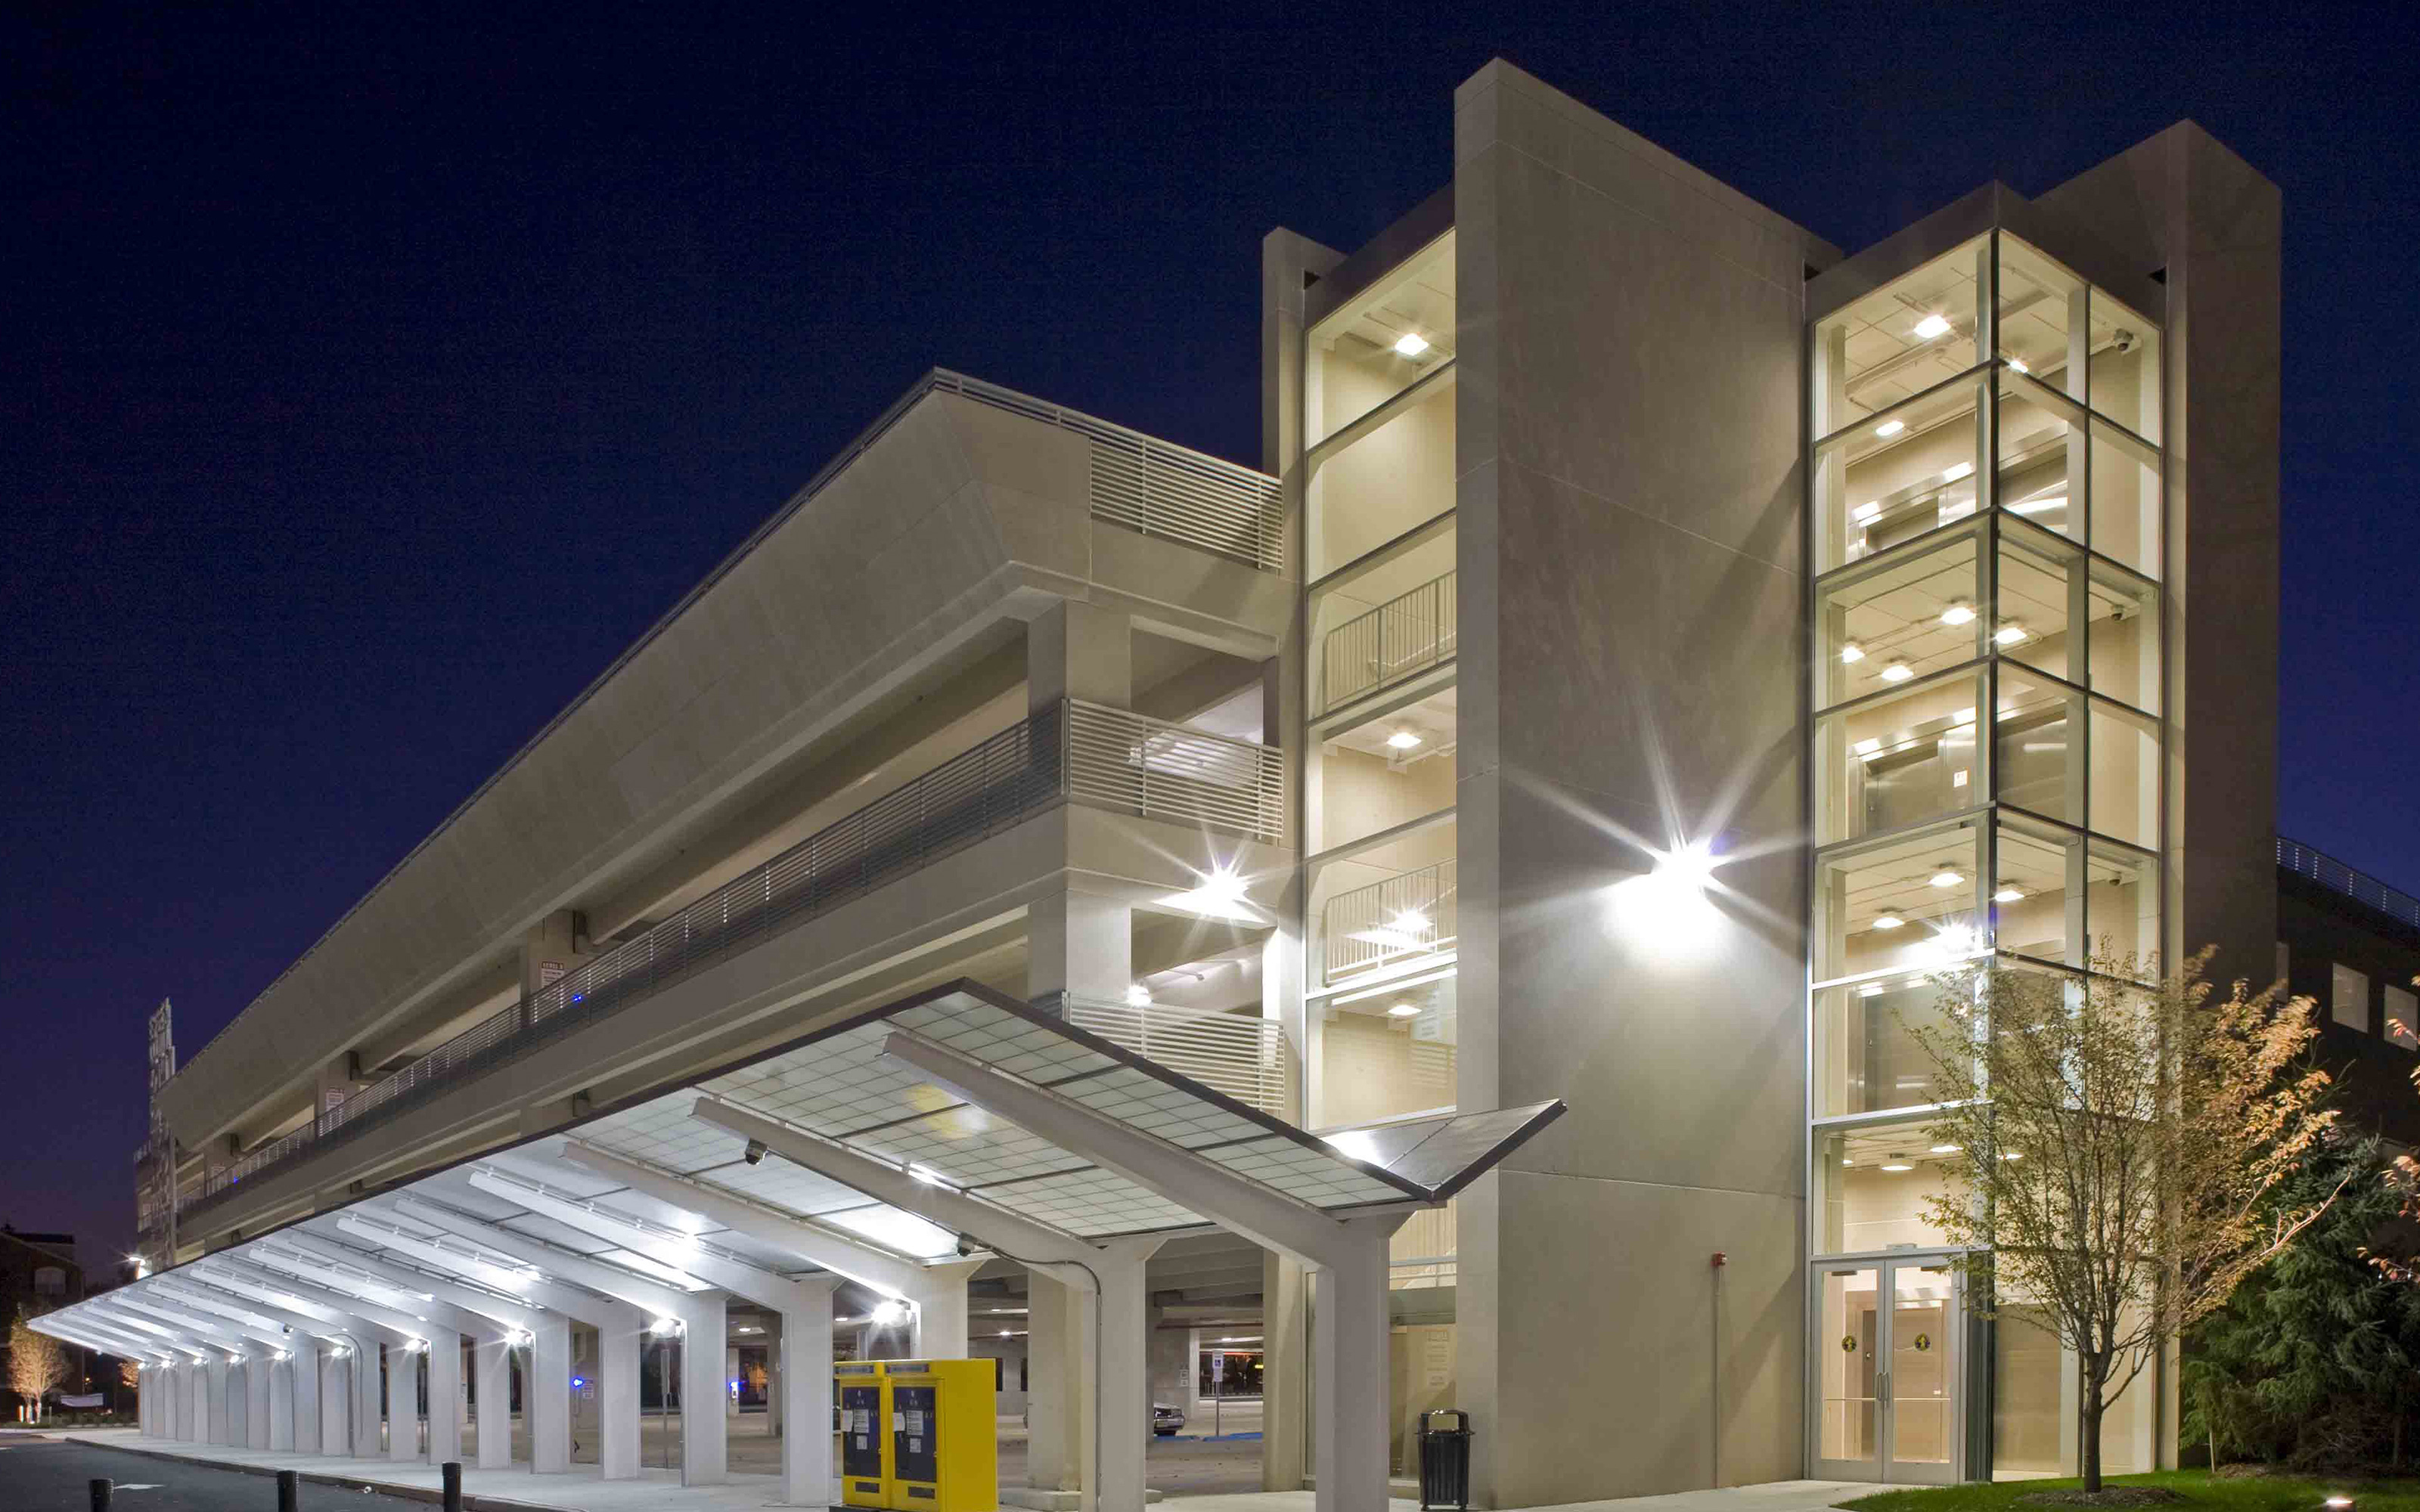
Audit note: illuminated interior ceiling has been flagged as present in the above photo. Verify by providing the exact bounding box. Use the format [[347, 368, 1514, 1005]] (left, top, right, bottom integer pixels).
[[1319, 233, 1457, 362], [1328, 686, 1457, 764]]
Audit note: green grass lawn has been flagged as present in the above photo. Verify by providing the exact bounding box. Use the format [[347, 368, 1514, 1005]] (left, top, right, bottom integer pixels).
[[1838, 1470, 2420, 1512]]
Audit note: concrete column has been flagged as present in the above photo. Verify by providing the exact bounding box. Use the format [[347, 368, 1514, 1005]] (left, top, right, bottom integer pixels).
[[1098, 1241, 1166, 1512], [529, 1315, 572, 1473], [473, 1334, 511, 1469], [386, 1344, 418, 1461], [1025, 1273, 1091, 1505], [679, 1295, 729, 1486], [351, 1343, 381, 1458], [268, 1351, 296, 1451], [424, 1329, 463, 1467], [1261, 1252, 1310, 1490], [1312, 1217, 1396, 1512], [777, 1279, 842, 1508], [1027, 891, 1133, 1004], [522, 909, 592, 999], [726, 1343, 742, 1420], [322, 1346, 352, 1455], [248, 1352, 272, 1448], [599, 1315, 641, 1480], [910, 1259, 986, 1359], [1027, 600, 1132, 713], [764, 1312, 784, 1439], [290, 1340, 320, 1457], [204, 1355, 229, 1445], [188, 1362, 207, 1442], [312, 1052, 366, 1126]]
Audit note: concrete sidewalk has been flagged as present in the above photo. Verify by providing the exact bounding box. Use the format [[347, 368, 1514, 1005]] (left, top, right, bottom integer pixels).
[[57, 1429, 1864, 1512]]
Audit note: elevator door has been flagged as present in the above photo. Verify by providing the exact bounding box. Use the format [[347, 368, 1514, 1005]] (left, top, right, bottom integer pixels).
[[1813, 1257, 1962, 1483]]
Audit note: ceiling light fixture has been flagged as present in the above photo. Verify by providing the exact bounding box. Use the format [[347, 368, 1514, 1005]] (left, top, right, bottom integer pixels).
[[1839, 642, 1866, 664], [1913, 314, 1953, 340], [1993, 887, 2026, 904], [1872, 914, 1907, 931], [1386, 730, 1422, 750], [1930, 1143, 1962, 1154], [1929, 864, 1963, 888], [1875, 418, 1907, 438], [1880, 1156, 1915, 1173], [1393, 332, 1431, 358], [1880, 660, 1914, 683], [1994, 622, 2029, 645], [1940, 601, 1977, 627], [1386, 1001, 1420, 1018]]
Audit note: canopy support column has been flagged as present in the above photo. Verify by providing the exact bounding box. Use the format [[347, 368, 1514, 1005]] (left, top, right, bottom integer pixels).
[[268, 1349, 295, 1450], [472, 1332, 510, 1469], [424, 1328, 463, 1467]]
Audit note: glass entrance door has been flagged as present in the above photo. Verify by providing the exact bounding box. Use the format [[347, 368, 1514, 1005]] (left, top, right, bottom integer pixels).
[[1813, 1257, 1962, 1483]]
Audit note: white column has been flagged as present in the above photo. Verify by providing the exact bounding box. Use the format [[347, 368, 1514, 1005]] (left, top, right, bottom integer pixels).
[[268, 1351, 296, 1451], [599, 1315, 641, 1480], [351, 1342, 382, 1458], [290, 1340, 320, 1456], [529, 1316, 572, 1473], [387, 1344, 419, 1461], [205, 1355, 230, 1444], [424, 1329, 463, 1467], [1312, 1217, 1396, 1512], [1025, 1274, 1091, 1506], [321, 1346, 352, 1455], [189, 1362, 208, 1442], [248, 1352, 272, 1448], [776, 1281, 842, 1507], [679, 1295, 728, 1486], [909, 1259, 985, 1359], [473, 1333, 510, 1469], [1097, 1241, 1165, 1512]]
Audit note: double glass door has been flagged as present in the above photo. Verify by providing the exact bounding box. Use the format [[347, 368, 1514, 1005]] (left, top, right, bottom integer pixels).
[[1815, 1256, 1962, 1484]]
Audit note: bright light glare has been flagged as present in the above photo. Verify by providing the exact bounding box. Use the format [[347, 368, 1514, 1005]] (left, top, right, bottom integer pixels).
[[1994, 623, 2028, 645], [1874, 419, 1907, 438], [1839, 642, 1866, 664], [2009, 356, 2030, 373], [1162, 867, 1255, 921], [1385, 730, 1423, 750], [1392, 332, 1431, 358], [1879, 661, 1914, 683], [869, 1300, 911, 1328], [1993, 888, 2026, 903], [649, 1316, 681, 1336], [1852, 500, 1882, 523], [908, 1163, 949, 1188], [1929, 866, 1963, 888], [1880, 1160, 1914, 1173], [1939, 602, 1976, 627], [1652, 843, 1717, 890], [1124, 983, 1153, 1006], [1385, 1001, 1420, 1018], [1913, 313, 1953, 340], [1323, 1129, 1384, 1164], [1930, 1143, 1962, 1154], [1872, 914, 1906, 930]]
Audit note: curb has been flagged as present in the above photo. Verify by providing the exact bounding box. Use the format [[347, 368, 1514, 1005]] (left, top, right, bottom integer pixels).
[[64, 1436, 582, 1512]]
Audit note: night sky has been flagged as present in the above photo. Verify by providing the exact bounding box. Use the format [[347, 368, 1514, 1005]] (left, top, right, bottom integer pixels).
[[11, 5, 2417, 1265]]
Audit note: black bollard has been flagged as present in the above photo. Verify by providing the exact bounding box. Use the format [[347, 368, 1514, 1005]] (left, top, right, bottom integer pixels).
[[88, 1477, 111, 1511], [442, 1460, 464, 1512], [275, 1468, 298, 1512]]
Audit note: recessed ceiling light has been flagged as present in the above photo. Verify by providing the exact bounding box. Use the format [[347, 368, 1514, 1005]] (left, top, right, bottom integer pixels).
[[1913, 314, 1953, 340], [1385, 730, 1422, 750], [1386, 1001, 1419, 1018], [1879, 660, 1914, 683], [1393, 332, 1431, 358], [1929, 864, 1963, 888], [1880, 1156, 1915, 1173], [1940, 601, 1977, 627], [1872, 913, 1907, 931], [1839, 642, 1866, 664], [1992, 887, 2026, 903], [1875, 419, 1907, 438], [1994, 623, 2028, 645]]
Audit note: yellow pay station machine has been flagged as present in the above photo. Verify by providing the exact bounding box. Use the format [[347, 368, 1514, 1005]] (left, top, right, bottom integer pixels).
[[836, 1359, 997, 1512]]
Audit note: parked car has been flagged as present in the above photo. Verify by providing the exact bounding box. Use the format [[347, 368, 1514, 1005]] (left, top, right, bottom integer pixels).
[[1152, 1404, 1186, 1436]]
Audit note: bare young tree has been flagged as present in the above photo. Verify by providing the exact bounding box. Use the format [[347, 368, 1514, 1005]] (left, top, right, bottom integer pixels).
[[1909, 948, 2339, 1492], [7, 1313, 70, 1422]]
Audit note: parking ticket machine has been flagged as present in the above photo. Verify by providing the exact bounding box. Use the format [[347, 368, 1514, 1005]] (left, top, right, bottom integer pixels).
[[834, 1358, 997, 1512]]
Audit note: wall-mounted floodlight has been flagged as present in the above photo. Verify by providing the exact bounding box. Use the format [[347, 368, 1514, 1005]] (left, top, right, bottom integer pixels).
[[868, 1300, 911, 1329]]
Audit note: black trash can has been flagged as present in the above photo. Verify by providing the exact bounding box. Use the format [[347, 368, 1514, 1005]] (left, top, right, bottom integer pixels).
[[1418, 1408, 1472, 1511]]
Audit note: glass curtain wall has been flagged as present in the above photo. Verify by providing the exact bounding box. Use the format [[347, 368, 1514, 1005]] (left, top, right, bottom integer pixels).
[[1807, 231, 2167, 1479]]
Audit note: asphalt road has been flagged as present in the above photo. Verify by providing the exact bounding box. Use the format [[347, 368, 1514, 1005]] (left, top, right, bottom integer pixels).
[[0, 1435, 427, 1511]]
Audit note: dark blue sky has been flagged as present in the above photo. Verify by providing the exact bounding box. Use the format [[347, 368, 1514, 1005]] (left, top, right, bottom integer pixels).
[[9, 5, 2416, 1261]]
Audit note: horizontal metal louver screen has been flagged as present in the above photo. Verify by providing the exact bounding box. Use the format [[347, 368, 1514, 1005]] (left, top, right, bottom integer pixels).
[[1066, 700, 1285, 843]]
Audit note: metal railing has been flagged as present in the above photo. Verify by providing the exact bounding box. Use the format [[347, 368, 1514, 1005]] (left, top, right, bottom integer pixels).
[[172, 373, 1284, 1095], [1320, 569, 1456, 714], [182, 706, 1076, 1222], [178, 702, 1288, 1226], [929, 371, 1286, 572], [1322, 860, 1457, 983], [1053, 996, 1295, 1119], [2279, 835, 2420, 931], [1068, 700, 1286, 843]]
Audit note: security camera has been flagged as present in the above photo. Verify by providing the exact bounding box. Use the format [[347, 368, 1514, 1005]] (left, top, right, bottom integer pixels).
[[2111, 329, 2139, 355], [743, 1138, 768, 1167]]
